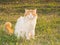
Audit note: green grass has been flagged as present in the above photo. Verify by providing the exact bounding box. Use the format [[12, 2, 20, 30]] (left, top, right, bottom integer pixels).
[[0, 4, 60, 45], [0, 14, 60, 45]]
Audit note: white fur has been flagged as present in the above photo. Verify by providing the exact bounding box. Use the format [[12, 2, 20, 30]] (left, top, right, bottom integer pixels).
[[14, 14, 37, 40]]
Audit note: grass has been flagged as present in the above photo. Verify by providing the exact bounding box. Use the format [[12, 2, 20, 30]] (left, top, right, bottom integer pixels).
[[0, 3, 60, 45], [0, 14, 60, 45]]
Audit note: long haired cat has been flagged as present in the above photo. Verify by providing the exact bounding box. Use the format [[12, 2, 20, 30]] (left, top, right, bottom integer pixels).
[[5, 9, 37, 40], [14, 9, 37, 40]]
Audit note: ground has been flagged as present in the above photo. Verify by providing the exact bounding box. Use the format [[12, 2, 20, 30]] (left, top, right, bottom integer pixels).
[[0, 3, 60, 45]]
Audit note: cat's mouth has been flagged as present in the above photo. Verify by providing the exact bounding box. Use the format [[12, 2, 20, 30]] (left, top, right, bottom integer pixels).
[[28, 15, 34, 19], [27, 16, 36, 20], [28, 13, 34, 18]]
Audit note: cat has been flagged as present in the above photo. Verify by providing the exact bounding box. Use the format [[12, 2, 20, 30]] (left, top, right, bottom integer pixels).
[[5, 9, 37, 40], [14, 9, 37, 40]]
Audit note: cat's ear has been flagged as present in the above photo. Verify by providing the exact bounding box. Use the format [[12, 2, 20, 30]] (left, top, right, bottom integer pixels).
[[34, 9, 37, 13], [24, 9, 28, 16], [25, 9, 29, 12]]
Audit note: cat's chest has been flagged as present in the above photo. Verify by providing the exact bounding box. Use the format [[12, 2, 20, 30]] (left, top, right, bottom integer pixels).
[[25, 19, 36, 26], [18, 17, 36, 26]]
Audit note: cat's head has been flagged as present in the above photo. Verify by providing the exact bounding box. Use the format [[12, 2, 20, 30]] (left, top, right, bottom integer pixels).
[[24, 9, 37, 19]]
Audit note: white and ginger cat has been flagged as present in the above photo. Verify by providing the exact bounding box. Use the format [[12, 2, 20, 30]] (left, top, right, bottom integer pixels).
[[5, 9, 37, 40]]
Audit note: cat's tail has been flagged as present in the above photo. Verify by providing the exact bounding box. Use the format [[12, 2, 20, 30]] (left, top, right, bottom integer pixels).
[[4, 22, 14, 35]]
